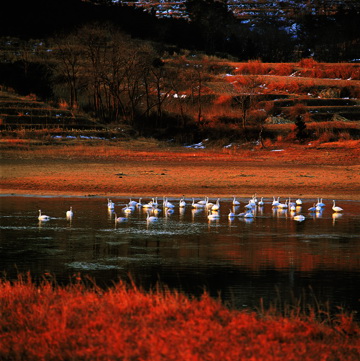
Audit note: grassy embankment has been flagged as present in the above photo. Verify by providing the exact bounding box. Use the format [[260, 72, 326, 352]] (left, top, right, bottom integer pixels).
[[1, 59, 360, 145], [0, 275, 359, 361]]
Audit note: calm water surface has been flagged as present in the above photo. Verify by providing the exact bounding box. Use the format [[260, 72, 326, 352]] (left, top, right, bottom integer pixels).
[[1, 195, 359, 315]]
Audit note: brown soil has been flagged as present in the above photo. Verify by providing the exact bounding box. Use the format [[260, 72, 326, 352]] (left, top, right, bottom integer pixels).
[[1, 142, 359, 200]]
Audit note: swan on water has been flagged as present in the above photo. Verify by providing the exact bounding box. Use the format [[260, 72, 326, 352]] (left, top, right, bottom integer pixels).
[[146, 212, 158, 222], [163, 197, 175, 209], [228, 209, 235, 218], [232, 197, 240, 206], [128, 198, 138, 207], [332, 200, 343, 213], [123, 204, 134, 214], [295, 198, 303, 206], [244, 200, 255, 209], [38, 210, 50, 221], [308, 204, 317, 212], [114, 213, 128, 222], [293, 214, 306, 222], [66, 207, 73, 219], [192, 198, 205, 209], [197, 197, 207, 205], [237, 211, 254, 218], [207, 210, 220, 220], [278, 200, 288, 209], [211, 198, 220, 211], [179, 198, 186, 208], [316, 198, 326, 208], [107, 199, 115, 210]]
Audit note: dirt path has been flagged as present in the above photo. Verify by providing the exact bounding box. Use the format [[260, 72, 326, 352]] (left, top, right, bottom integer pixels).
[[1, 143, 359, 200]]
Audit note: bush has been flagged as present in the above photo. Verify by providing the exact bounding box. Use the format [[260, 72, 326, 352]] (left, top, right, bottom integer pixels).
[[271, 63, 294, 76], [235, 60, 270, 75], [298, 58, 318, 68]]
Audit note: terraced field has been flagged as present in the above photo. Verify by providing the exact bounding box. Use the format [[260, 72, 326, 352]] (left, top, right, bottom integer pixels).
[[0, 91, 104, 131]]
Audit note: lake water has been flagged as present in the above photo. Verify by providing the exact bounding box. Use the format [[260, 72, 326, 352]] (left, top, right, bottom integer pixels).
[[1, 195, 359, 316]]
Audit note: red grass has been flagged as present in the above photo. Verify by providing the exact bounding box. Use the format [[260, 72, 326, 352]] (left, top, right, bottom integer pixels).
[[0, 276, 359, 361]]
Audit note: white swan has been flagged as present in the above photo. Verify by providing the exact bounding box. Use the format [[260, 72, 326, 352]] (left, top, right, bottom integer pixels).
[[278, 200, 288, 209], [244, 212, 254, 218], [66, 207, 73, 219], [295, 198, 303, 206], [114, 213, 128, 222], [179, 198, 186, 208], [205, 197, 214, 208], [316, 198, 325, 207], [163, 197, 175, 209], [288, 198, 296, 208], [232, 197, 240, 206], [207, 210, 220, 220], [289, 204, 296, 211], [237, 211, 254, 218], [258, 197, 264, 206], [293, 214, 306, 222], [244, 200, 254, 209], [123, 204, 133, 214], [142, 201, 153, 209], [153, 207, 162, 215], [146, 212, 158, 222], [192, 198, 205, 209], [128, 198, 138, 207], [38, 210, 50, 221], [272, 197, 280, 207], [332, 200, 343, 213], [197, 197, 207, 205], [308, 204, 317, 212], [228, 209, 235, 218], [211, 198, 220, 211], [107, 199, 115, 210]]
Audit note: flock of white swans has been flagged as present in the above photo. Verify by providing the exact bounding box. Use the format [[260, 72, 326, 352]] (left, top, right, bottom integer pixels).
[[38, 195, 344, 224]]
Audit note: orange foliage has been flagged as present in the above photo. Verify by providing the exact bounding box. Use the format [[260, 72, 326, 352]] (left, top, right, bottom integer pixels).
[[235, 60, 270, 75], [213, 94, 232, 105], [270, 63, 294, 76], [0, 277, 359, 361]]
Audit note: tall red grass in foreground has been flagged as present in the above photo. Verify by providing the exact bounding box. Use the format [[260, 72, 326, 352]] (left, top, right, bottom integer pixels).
[[0, 276, 359, 361]]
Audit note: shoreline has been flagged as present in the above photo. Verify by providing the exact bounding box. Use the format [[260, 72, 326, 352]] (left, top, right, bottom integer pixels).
[[1, 191, 359, 202], [1, 144, 360, 201]]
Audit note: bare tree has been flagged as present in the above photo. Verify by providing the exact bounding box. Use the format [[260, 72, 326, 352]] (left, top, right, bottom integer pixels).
[[50, 34, 84, 109], [232, 75, 260, 128]]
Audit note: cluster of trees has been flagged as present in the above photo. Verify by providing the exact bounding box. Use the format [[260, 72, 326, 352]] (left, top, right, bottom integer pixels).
[[1, 0, 359, 62], [1, 25, 224, 137], [0, 0, 358, 141]]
